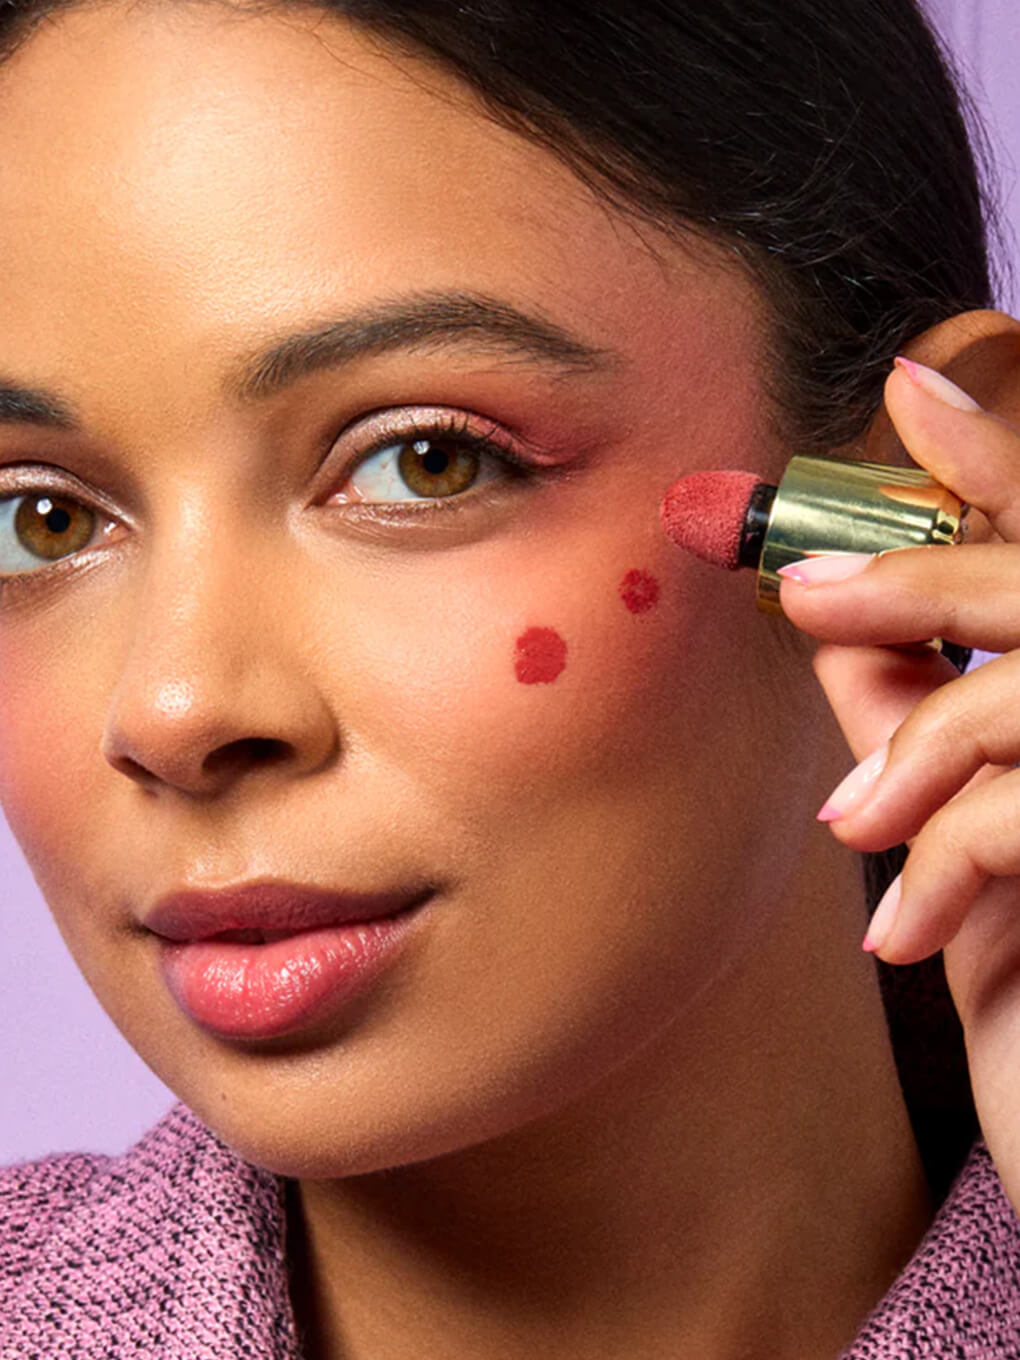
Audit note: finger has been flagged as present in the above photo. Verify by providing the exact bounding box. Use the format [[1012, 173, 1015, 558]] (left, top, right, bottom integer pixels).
[[885, 360, 1020, 541], [957, 506, 1000, 548], [815, 647, 1020, 851], [779, 541, 1020, 653], [942, 876, 1020, 1031], [940, 875, 1020, 1217], [861, 766, 1020, 965], [812, 642, 957, 762]]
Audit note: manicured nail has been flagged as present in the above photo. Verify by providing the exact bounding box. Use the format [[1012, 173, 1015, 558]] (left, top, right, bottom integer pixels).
[[893, 356, 982, 412], [777, 553, 876, 586], [817, 742, 890, 822], [862, 874, 903, 953]]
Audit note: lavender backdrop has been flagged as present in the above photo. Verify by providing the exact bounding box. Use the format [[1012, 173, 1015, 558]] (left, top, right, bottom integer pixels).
[[1, 0, 1018, 1161]]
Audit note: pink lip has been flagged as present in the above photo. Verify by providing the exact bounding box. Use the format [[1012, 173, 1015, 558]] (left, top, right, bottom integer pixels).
[[145, 880, 434, 1038], [156, 911, 427, 1039], [144, 880, 432, 942]]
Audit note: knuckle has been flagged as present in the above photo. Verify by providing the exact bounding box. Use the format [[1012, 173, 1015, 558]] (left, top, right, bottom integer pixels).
[[894, 686, 966, 765], [892, 548, 958, 628], [894, 666, 1011, 772], [915, 801, 973, 868]]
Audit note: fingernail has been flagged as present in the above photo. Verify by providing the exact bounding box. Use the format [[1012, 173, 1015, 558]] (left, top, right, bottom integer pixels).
[[777, 553, 876, 586], [893, 356, 982, 412], [817, 742, 890, 822], [862, 874, 903, 954]]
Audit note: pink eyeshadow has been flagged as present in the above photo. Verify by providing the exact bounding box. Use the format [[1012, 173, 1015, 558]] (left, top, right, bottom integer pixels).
[[619, 569, 659, 614], [515, 627, 567, 684]]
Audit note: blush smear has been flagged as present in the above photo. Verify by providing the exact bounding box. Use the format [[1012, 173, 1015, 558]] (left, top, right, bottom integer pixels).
[[619, 568, 659, 614], [515, 627, 567, 684]]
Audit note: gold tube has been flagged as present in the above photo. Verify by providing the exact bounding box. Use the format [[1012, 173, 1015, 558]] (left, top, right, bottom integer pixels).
[[756, 455, 966, 614]]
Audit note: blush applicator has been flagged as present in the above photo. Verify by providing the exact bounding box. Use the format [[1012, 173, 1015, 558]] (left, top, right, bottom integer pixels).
[[660, 454, 972, 666], [660, 455, 966, 612]]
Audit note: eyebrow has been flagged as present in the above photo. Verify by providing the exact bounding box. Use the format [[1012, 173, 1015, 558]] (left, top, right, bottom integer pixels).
[[228, 291, 617, 402], [0, 383, 78, 430], [0, 292, 617, 432]]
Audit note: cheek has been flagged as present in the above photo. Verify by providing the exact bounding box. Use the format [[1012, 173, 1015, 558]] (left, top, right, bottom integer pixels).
[[617, 568, 661, 616], [0, 628, 107, 901], [344, 525, 751, 829], [513, 626, 568, 685], [507, 568, 661, 687], [0, 643, 69, 845]]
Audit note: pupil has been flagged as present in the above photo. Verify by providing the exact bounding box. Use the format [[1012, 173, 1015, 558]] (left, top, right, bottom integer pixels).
[[46, 507, 71, 533], [421, 446, 450, 476]]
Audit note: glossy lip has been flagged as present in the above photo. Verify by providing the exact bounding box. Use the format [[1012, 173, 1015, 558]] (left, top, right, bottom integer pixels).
[[155, 909, 430, 1039], [143, 879, 435, 943]]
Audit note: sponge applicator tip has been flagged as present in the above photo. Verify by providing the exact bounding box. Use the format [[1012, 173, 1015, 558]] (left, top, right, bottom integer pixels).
[[660, 470, 763, 570]]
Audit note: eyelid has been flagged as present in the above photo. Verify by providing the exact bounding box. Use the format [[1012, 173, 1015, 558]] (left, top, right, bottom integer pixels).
[[0, 462, 126, 523], [0, 408, 554, 594], [324, 404, 556, 486]]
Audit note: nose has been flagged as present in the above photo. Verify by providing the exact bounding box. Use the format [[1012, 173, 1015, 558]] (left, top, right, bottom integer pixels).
[[100, 532, 339, 799]]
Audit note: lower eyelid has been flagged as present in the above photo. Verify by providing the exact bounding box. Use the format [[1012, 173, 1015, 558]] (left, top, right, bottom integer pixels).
[[352, 472, 514, 511], [328, 474, 531, 533]]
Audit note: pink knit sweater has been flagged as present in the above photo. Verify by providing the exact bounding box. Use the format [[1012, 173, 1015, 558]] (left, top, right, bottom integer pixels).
[[1, 1097, 1018, 1357]]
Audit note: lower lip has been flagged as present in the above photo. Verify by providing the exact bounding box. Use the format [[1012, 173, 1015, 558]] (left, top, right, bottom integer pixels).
[[156, 904, 427, 1039]]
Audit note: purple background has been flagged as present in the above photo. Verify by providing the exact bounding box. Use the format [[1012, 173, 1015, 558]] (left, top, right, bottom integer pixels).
[[1, 0, 1018, 1162]]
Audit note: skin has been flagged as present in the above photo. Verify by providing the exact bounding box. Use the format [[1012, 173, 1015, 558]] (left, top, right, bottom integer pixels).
[[780, 331, 1020, 1221], [4, 4, 1005, 1357]]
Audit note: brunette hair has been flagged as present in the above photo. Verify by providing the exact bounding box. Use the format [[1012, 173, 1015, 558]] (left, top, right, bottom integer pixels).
[[0, 0, 1002, 448], [0, 0, 994, 1194]]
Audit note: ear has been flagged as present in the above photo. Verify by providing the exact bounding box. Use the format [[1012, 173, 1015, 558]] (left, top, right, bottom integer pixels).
[[857, 308, 1020, 463]]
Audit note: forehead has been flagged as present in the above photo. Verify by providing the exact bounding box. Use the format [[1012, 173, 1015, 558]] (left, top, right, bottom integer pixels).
[[0, 7, 562, 301], [0, 1, 762, 418], [0, 12, 599, 305]]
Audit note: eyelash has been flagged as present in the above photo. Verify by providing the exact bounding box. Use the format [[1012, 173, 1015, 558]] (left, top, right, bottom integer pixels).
[[0, 412, 536, 600], [336, 410, 533, 517]]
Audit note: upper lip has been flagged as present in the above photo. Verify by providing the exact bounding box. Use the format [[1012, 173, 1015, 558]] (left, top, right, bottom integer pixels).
[[143, 879, 432, 942]]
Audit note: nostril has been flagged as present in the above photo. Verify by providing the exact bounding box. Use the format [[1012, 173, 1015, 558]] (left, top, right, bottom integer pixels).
[[203, 736, 291, 778], [108, 752, 151, 781], [242, 737, 288, 761]]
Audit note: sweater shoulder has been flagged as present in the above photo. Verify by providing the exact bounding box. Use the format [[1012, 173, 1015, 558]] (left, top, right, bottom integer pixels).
[[842, 1138, 1020, 1356], [0, 1144, 111, 1276], [0, 1102, 301, 1358], [0, 1103, 197, 1314]]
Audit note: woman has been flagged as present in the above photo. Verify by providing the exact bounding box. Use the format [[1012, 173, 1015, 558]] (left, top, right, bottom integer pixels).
[[1, 0, 1019, 1355]]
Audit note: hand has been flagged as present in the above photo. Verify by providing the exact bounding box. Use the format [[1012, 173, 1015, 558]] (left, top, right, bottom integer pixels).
[[777, 354, 1020, 1216]]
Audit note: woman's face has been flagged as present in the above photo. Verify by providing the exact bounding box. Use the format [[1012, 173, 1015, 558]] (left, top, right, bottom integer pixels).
[[0, 2, 825, 1175]]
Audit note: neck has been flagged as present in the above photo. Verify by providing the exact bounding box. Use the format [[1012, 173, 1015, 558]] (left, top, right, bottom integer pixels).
[[285, 833, 932, 1360]]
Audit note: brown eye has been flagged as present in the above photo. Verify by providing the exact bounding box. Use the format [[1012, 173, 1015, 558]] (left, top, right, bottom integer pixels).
[[13, 493, 96, 561], [396, 439, 481, 498]]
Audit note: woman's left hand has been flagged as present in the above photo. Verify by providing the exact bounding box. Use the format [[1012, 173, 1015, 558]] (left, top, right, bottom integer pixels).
[[777, 354, 1020, 1217]]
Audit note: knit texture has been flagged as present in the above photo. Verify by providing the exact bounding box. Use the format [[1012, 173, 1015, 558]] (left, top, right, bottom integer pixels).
[[0, 1102, 301, 1358], [1, 1099, 1019, 1357]]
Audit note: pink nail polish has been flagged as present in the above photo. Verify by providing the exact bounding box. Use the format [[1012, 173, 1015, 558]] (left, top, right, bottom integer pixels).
[[862, 874, 903, 953], [777, 553, 875, 586], [893, 356, 982, 412], [817, 742, 889, 822]]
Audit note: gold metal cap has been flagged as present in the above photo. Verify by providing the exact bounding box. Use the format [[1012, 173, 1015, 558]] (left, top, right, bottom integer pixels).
[[756, 454, 966, 614]]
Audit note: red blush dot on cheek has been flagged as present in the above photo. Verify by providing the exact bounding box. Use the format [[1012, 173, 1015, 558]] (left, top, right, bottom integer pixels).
[[514, 627, 568, 685], [619, 568, 660, 614]]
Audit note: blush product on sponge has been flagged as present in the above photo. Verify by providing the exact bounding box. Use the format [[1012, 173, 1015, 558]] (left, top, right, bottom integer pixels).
[[661, 454, 972, 668], [661, 455, 967, 610], [660, 470, 765, 575]]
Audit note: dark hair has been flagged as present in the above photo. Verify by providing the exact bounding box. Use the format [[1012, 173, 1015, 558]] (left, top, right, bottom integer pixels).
[[0, 0, 992, 1193], [0, 0, 1002, 447]]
